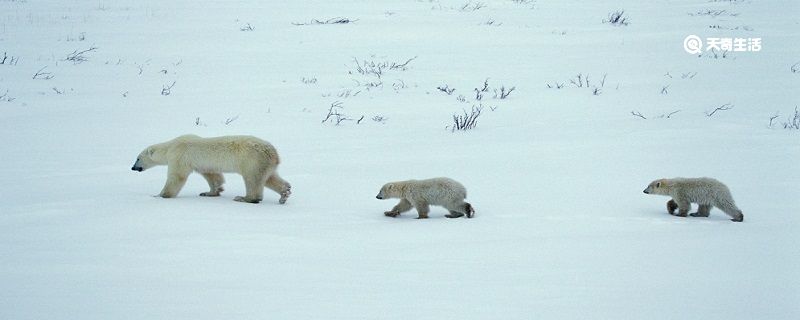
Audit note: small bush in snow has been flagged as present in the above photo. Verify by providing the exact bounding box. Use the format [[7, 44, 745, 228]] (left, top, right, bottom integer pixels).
[[631, 110, 680, 120], [494, 86, 516, 99], [302, 77, 318, 85], [322, 101, 362, 126], [460, 1, 486, 12], [349, 56, 417, 79], [240, 23, 254, 31], [0, 89, 16, 102], [372, 115, 388, 124], [1, 52, 19, 65], [224, 115, 239, 125], [451, 105, 483, 132], [704, 48, 731, 59], [782, 107, 800, 130], [293, 17, 358, 26], [553, 73, 607, 96], [604, 10, 629, 26], [65, 45, 98, 64], [437, 84, 456, 95]]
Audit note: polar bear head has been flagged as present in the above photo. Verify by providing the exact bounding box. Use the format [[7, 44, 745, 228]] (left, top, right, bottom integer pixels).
[[643, 179, 669, 195], [131, 146, 167, 172], [376, 183, 399, 200]]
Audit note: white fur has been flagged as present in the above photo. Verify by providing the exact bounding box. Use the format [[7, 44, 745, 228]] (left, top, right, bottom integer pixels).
[[643, 177, 743, 222], [376, 177, 474, 219], [132, 134, 291, 204]]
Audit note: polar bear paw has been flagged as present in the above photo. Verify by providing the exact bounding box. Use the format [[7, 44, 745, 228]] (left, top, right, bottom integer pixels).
[[234, 196, 261, 204], [279, 188, 291, 204]]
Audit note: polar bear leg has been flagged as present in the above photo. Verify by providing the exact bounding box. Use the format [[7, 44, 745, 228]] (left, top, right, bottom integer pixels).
[[235, 171, 268, 203], [265, 173, 291, 204], [160, 167, 191, 198], [385, 198, 412, 217], [690, 204, 711, 217], [666, 199, 678, 215], [674, 199, 690, 217], [445, 201, 472, 218], [413, 201, 430, 219], [200, 173, 225, 196], [716, 201, 744, 222]]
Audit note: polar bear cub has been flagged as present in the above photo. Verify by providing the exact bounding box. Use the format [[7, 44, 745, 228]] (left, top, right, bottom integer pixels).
[[643, 177, 743, 222], [376, 177, 474, 219], [132, 134, 291, 204]]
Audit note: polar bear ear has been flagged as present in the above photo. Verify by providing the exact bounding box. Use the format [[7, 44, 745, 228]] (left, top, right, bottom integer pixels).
[[385, 183, 395, 191], [146, 147, 155, 156]]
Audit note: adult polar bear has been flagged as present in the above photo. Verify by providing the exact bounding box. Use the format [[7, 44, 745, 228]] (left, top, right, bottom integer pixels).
[[132, 134, 291, 204]]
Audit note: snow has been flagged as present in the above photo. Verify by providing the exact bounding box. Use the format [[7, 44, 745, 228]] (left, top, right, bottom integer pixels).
[[1, 0, 798, 319]]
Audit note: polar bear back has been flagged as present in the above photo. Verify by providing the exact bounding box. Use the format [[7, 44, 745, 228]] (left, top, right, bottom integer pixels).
[[166, 135, 279, 173], [670, 177, 734, 206], [403, 177, 467, 206]]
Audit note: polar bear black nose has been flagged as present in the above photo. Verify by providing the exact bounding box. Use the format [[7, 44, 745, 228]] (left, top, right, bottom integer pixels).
[[132, 166, 142, 172], [643, 189, 649, 194], [376, 196, 382, 199]]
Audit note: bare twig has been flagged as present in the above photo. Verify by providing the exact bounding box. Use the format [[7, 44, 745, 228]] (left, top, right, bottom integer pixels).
[[665, 110, 681, 118], [32, 66, 54, 80], [631, 111, 647, 119], [769, 112, 780, 128], [1, 52, 19, 65], [224, 115, 239, 125], [292, 17, 358, 26], [65, 45, 98, 64], [372, 115, 388, 123], [478, 78, 490, 92], [604, 10, 629, 26], [321, 101, 357, 125], [460, 1, 486, 11], [437, 85, 456, 95], [350, 56, 416, 79], [322, 101, 343, 124], [161, 81, 176, 96], [0, 89, 16, 102], [498, 86, 515, 99], [782, 107, 800, 130], [570, 73, 585, 88], [240, 23, 254, 31], [705, 103, 734, 117], [474, 88, 484, 101]]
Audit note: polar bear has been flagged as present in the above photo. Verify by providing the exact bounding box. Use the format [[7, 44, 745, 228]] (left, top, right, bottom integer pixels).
[[643, 177, 743, 222], [376, 177, 474, 219], [131, 134, 291, 204]]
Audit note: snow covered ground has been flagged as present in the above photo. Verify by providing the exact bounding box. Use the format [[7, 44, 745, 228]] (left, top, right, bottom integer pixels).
[[1, 0, 798, 319]]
